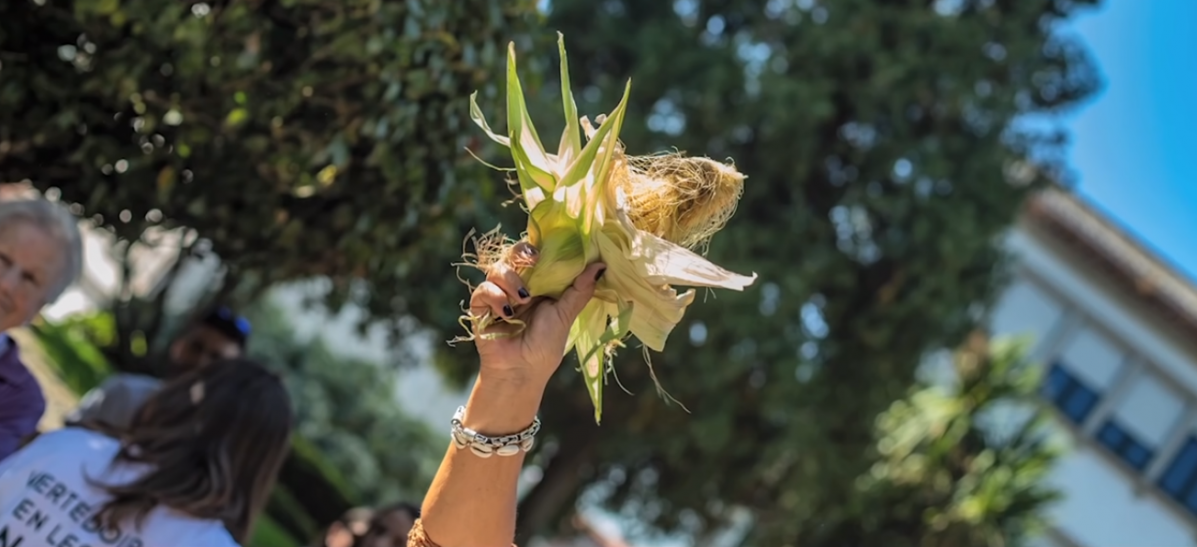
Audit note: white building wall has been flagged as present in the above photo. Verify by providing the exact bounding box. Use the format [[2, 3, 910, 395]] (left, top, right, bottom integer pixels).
[[989, 225, 1197, 547], [1049, 446, 1191, 547]]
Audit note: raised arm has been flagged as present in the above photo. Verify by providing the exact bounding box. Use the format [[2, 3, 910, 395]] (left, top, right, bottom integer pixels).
[[410, 369, 548, 546], [411, 249, 605, 547]]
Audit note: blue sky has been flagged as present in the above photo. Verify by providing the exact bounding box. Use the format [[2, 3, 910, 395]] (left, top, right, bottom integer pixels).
[[1061, 0, 1197, 278]]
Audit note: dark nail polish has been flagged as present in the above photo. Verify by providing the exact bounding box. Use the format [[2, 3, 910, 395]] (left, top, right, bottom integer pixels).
[[594, 268, 606, 281], [503, 305, 514, 317], [518, 288, 530, 299]]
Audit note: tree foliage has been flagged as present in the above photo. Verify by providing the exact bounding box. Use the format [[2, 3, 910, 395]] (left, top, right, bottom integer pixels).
[[0, 0, 537, 329], [796, 334, 1061, 547], [489, 0, 1100, 543], [244, 298, 441, 507]]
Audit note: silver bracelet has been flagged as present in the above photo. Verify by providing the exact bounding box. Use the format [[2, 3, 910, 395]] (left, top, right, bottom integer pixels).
[[450, 406, 540, 458]]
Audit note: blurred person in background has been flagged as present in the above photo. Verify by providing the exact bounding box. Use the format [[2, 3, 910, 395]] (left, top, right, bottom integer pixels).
[[318, 506, 378, 547], [318, 503, 419, 547], [0, 358, 293, 546], [66, 305, 251, 430], [0, 197, 84, 460], [359, 502, 420, 547]]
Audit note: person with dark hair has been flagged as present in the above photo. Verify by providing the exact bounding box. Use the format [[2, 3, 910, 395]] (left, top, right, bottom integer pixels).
[[318, 503, 420, 547], [318, 506, 378, 547], [66, 305, 252, 429], [0, 358, 294, 546], [165, 306, 252, 373], [359, 502, 420, 547]]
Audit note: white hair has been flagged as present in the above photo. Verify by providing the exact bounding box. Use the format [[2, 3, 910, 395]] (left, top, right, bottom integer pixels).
[[0, 198, 84, 303]]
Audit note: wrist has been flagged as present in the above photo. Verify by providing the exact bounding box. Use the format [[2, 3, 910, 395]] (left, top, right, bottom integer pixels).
[[475, 366, 550, 392], [463, 371, 547, 435]]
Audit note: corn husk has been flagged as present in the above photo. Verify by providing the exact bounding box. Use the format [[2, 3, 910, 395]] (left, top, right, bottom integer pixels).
[[462, 34, 756, 423]]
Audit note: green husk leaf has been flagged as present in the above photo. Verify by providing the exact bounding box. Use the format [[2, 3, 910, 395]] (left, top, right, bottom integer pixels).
[[523, 199, 590, 298], [588, 79, 633, 222], [554, 83, 629, 229], [572, 299, 607, 422], [575, 299, 634, 423], [468, 91, 510, 147], [505, 43, 557, 196], [556, 32, 582, 166]]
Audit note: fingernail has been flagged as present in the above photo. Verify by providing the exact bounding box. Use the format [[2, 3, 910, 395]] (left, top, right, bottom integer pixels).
[[503, 305, 514, 317], [594, 268, 606, 281], [515, 241, 539, 258], [518, 287, 530, 299]]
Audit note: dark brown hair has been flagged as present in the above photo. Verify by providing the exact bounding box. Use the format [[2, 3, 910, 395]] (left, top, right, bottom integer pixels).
[[90, 358, 293, 542]]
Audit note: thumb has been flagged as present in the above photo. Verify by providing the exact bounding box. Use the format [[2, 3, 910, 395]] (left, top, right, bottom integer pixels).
[[553, 262, 607, 322]]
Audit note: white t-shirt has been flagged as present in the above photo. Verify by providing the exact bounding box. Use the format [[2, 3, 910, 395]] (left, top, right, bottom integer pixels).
[[0, 428, 238, 547], [66, 373, 165, 430]]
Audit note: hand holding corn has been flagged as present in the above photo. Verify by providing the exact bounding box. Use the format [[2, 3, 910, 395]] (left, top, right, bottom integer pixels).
[[459, 34, 757, 424]]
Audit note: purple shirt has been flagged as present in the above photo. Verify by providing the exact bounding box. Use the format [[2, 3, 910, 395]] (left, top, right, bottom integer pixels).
[[0, 336, 45, 460]]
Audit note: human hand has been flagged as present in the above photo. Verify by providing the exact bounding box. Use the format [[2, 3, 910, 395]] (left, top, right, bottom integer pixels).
[[469, 241, 606, 390]]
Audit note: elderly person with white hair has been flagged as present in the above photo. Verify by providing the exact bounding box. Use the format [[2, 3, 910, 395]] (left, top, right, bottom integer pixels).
[[0, 197, 83, 460]]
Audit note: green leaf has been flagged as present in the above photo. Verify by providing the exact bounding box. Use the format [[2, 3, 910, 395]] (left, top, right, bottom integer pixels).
[[504, 42, 557, 196], [575, 299, 634, 424], [571, 299, 608, 423], [224, 107, 249, 128], [469, 90, 510, 147], [556, 32, 582, 164]]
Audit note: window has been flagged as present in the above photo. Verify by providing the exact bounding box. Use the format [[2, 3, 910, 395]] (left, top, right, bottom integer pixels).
[[1159, 437, 1197, 515], [1096, 372, 1184, 471], [1043, 362, 1100, 424], [1040, 327, 1126, 424], [1097, 420, 1154, 471]]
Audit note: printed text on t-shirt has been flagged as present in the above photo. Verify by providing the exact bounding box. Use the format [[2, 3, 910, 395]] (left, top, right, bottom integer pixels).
[[0, 470, 144, 547]]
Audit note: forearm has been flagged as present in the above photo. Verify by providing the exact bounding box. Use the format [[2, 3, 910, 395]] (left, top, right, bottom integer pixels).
[[418, 372, 544, 547]]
